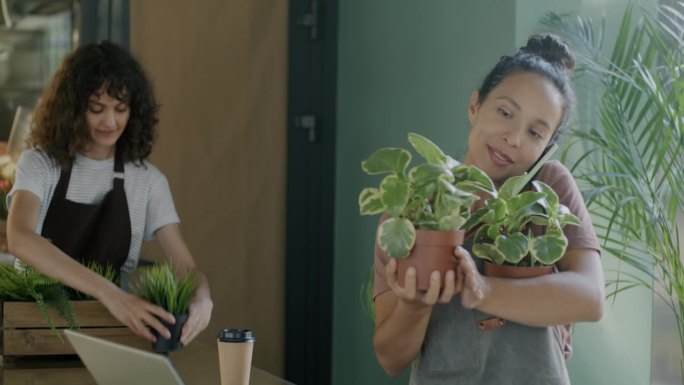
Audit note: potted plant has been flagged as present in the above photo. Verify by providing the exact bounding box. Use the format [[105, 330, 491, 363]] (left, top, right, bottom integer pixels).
[[133, 263, 198, 352], [465, 174, 581, 278], [0, 261, 148, 357], [0, 262, 77, 341], [359, 132, 496, 290]]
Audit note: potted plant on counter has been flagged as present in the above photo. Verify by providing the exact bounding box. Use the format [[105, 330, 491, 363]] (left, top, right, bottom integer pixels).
[[359, 132, 496, 290], [464, 171, 581, 278], [133, 263, 198, 352]]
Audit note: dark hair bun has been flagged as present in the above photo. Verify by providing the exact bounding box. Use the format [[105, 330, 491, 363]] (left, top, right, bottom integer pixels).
[[520, 33, 575, 72]]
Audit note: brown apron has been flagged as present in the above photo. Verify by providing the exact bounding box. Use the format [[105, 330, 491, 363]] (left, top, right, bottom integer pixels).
[[41, 151, 131, 271]]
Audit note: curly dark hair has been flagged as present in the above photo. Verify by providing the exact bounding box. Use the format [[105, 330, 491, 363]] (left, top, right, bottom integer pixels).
[[28, 41, 159, 168]]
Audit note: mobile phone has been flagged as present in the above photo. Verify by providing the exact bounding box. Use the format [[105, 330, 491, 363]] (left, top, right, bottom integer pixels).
[[512, 143, 558, 195]]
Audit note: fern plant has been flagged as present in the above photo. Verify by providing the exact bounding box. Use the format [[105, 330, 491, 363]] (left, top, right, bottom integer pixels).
[[0, 263, 77, 341]]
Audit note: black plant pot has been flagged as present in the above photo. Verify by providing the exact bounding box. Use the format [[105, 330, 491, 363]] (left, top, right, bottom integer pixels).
[[151, 313, 189, 353]]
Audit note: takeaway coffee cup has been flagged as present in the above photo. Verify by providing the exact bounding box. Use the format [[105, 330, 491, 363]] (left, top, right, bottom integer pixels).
[[217, 329, 255, 385]]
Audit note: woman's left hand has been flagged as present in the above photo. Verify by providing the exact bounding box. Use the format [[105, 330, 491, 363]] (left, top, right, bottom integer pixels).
[[454, 246, 490, 309], [180, 295, 213, 346]]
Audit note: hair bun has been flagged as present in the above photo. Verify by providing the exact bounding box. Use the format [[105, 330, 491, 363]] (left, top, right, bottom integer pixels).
[[520, 33, 575, 72]]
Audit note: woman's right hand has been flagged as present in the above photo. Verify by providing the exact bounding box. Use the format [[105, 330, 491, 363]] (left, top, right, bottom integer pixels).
[[99, 287, 176, 342], [385, 258, 461, 310]]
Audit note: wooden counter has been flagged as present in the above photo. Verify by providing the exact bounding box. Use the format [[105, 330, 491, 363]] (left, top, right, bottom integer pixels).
[[0, 340, 292, 385]]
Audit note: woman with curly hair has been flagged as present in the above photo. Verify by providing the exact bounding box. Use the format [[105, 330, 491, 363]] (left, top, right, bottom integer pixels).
[[5, 41, 212, 346]]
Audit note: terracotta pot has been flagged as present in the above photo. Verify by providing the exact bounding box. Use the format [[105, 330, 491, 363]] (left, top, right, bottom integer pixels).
[[483, 260, 553, 279], [397, 229, 464, 291]]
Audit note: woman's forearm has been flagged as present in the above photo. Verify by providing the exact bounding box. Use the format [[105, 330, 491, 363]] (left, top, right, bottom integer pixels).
[[476, 270, 604, 326], [373, 294, 433, 376], [8, 227, 119, 300], [472, 250, 604, 326]]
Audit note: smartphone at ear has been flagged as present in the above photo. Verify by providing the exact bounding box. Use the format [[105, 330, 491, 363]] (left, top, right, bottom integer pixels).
[[525, 143, 558, 179]]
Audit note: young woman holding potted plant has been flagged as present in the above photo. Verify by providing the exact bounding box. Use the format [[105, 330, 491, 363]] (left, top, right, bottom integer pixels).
[[5, 42, 212, 347], [372, 34, 605, 384]]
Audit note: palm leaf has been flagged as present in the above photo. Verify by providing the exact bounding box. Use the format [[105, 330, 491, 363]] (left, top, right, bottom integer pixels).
[[543, 1, 684, 372]]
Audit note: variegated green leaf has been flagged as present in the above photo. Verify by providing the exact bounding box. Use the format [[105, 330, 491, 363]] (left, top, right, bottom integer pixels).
[[438, 213, 467, 231], [529, 233, 568, 265], [494, 233, 529, 264], [453, 165, 496, 194], [486, 198, 507, 222], [362, 148, 411, 176], [408, 132, 446, 165], [532, 180, 559, 212], [487, 225, 500, 240], [378, 217, 416, 258], [465, 207, 492, 230], [410, 164, 453, 185], [472, 243, 506, 264], [556, 204, 581, 227], [380, 175, 409, 217], [359, 188, 384, 215], [413, 181, 437, 199], [445, 155, 461, 169], [498, 175, 529, 199], [508, 191, 546, 213]]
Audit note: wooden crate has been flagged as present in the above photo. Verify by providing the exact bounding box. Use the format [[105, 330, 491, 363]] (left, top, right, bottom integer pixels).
[[1, 300, 150, 357]]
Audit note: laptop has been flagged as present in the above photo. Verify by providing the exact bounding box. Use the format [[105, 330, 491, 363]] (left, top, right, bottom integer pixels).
[[64, 329, 185, 385]]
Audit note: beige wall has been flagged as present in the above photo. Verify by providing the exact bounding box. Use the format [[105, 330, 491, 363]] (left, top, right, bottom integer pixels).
[[130, 1, 287, 375]]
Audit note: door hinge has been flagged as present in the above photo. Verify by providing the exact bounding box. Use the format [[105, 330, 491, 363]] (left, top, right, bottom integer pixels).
[[297, 1, 319, 40], [295, 114, 317, 143]]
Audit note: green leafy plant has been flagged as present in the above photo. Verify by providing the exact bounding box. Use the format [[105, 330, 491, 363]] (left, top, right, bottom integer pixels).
[[465, 175, 581, 266], [68, 261, 121, 301], [359, 132, 496, 258], [0, 263, 77, 341], [543, 1, 684, 374], [133, 263, 198, 315]]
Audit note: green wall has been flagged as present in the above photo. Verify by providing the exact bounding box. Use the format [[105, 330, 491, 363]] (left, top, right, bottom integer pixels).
[[333, 1, 653, 384]]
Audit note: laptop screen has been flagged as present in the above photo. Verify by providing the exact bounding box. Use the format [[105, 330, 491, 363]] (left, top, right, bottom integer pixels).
[[64, 329, 185, 385]]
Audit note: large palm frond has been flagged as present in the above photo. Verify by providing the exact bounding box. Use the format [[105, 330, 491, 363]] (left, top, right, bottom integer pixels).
[[543, 1, 684, 373]]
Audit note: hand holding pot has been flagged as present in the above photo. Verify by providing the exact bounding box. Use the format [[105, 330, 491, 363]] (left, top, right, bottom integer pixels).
[[453, 246, 489, 309], [99, 286, 174, 342], [385, 258, 461, 309], [181, 295, 213, 346]]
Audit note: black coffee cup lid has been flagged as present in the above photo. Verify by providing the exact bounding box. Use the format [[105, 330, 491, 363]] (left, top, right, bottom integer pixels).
[[218, 328, 255, 342]]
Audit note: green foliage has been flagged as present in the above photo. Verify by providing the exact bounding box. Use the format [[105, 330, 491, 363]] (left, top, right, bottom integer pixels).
[[133, 263, 198, 315], [0, 261, 123, 342], [466, 156, 581, 266], [68, 261, 121, 300], [543, 1, 684, 373], [0, 263, 77, 341], [359, 133, 496, 258]]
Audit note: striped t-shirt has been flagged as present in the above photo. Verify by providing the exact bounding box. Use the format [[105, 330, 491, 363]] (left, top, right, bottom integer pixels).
[[7, 149, 180, 273]]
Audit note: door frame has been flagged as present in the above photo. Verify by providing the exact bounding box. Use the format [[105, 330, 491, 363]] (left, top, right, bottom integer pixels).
[[285, 0, 338, 384]]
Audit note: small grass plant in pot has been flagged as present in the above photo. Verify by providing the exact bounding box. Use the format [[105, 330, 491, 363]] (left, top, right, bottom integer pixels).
[[359, 132, 496, 290], [133, 263, 198, 352], [465, 170, 581, 278]]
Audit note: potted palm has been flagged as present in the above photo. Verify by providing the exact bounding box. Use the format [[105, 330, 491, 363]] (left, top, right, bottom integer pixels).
[[359, 132, 496, 290], [133, 263, 198, 352], [544, 1, 684, 378]]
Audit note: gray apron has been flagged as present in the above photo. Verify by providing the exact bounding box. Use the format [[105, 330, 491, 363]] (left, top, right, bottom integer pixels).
[[409, 253, 570, 385]]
